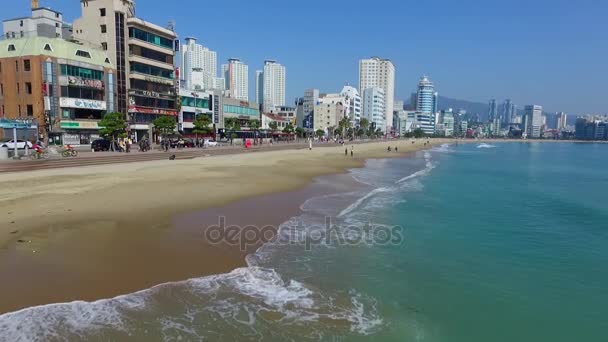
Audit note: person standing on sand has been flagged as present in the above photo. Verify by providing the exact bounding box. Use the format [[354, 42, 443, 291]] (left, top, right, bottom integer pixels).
[[345, 148, 348, 156], [351, 145, 354, 157], [309, 139, 312, 151], [395, 147, 398, 152]]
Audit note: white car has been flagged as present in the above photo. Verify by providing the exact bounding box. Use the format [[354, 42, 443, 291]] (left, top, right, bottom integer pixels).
[[205, 140, 218, 147], [0, 139, 33, 149]]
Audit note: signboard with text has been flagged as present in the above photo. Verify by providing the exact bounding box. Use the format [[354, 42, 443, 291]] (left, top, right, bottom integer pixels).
[[128, 105, 177, 116], [60, 98, 107, 110]]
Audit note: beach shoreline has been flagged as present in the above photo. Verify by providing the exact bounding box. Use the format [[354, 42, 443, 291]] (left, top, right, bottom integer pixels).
[[0, 139, 446, 314]]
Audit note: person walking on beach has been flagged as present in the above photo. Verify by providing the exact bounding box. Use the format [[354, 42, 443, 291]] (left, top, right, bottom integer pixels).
[[351, 145, 354, 157], [395, 146, 398, 152], [388, 146, 392, 152], [309, 139, 312, 151], [345, 147, 348, 156]]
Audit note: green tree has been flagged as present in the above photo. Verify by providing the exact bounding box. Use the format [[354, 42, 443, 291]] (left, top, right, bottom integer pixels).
[[315, 129, 325, 138], [193, 115, 212, 135], [333, 127, 342, 137], [359, 118, 369, 137], [99, 112, 127, 151], [269, 121, 278, 132], [413, 128, 426, 138], [338, 117, 352, 139], [283, 123, 294, 134], [153, 115, 177, 137], [249, 119, 260, 142], [295, 127, 305, 139], [224, 118, 241, 144]]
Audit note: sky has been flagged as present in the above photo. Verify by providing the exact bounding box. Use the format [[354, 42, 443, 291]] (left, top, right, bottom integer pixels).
[[3, 0, 606, 115]]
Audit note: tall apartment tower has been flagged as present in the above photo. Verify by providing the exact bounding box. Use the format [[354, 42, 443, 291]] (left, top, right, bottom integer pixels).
[[221, 58, 248, 101], [525, 105, 543, 138], [416, 75, 436, 114], [72, 0, 178, 141], [258, 60, 286, 113], [181, 37, 217, 90], [359, 57, 395, 131], [255, 70, 264, 105], [362, 87, 386, 131], [488, 99, 498, 121]]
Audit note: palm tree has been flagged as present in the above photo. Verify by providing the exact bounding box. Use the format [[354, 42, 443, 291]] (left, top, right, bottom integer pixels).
[[359, 118, 369, 138]]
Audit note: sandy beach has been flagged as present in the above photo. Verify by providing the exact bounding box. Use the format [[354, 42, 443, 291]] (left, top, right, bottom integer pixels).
[[0, 138, 447, 314]]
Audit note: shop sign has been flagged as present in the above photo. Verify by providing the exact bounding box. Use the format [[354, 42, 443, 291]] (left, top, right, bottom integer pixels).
[[68, 76, 104, 89], [128, 105, 177, 116], [60, 98, 107, 110]]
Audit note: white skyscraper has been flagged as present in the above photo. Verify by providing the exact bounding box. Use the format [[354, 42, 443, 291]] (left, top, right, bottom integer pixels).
[[181, 37, 217, 90], [221, 58, 249, 101], [359, 57, 395, 131], [256, 60, 286, 112], [362, 87, 386, 131], [340, 85, 363, 124], [525, 105, 543, 138]]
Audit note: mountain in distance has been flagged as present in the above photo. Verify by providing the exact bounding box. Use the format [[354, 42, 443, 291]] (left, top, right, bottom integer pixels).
[[405, 95, 491, 121]]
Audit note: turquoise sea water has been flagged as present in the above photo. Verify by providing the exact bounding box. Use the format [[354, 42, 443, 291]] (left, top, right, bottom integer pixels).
[[1, 142, 607, 341]]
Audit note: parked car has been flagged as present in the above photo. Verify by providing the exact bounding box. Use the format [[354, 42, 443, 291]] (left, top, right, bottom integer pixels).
[[0, 139, 33, 149], [91, 139, 111, 152], [206, 140, 218, 147]]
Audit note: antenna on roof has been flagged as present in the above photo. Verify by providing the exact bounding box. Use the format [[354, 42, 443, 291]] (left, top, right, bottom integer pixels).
[[167, 20, 176, 32]]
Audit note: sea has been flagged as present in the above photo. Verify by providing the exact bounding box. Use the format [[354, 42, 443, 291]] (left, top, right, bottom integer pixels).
[[1, 142, 607, 341]]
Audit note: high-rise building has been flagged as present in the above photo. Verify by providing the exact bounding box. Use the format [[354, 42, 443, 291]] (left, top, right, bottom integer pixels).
[[302, 88, 319, 129], [181, 37, 217, 91], [524, 105, 543, 138], [221, 58, 248, 101], [340, 86, 362, 124], [313, 94, 347, 133], [557, 112, 568, 131], [359, 57, 395, 131], [416, 76, 436, 114], [3, 7, 71, 40], [73, 0, 178, 141], [488, 99, 498, 121], [257, 60, 286, 113], [501, 99, 516, 124], [362, 87, 385, 131]]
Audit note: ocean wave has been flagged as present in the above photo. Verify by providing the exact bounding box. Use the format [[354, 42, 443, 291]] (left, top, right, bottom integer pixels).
[[477, 143, 496, 149]]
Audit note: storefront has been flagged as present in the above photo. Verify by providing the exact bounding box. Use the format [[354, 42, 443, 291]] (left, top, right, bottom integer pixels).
[[54, 120, 101, 146]]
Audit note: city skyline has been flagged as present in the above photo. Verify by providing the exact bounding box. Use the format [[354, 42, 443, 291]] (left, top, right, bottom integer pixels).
[[1, 0, 606, 115]]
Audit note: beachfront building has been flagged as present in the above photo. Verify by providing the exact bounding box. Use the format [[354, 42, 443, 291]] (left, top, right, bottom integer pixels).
[[72, 0, 179, 141], [181, 37, 218, 91], [3, 7, 71, 40], [416, 75, 436, 115], [178, 88, 212, 135], [415, 112, 435, 135], [255, 60, 286, 113], [301, 88, 319, 130], [362, 87, 385, 132], [340, 85, 362, 125], [524, 105, 543, 138], [271, 105, 296, 124], [359, 57, 395, 132], [313, 94, 347, 134], [221, 97, 260, 130], [0, 36, 116, 145], [261, 112, 291, 130], [557, 112, 568, 131], [221, 58, 248, 101]]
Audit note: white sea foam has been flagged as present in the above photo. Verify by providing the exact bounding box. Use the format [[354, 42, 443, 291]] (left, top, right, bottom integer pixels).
[[477, 143, 496, 149]]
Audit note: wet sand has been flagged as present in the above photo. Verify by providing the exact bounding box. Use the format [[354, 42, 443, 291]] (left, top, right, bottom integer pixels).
[[0, 139, 446, 314]]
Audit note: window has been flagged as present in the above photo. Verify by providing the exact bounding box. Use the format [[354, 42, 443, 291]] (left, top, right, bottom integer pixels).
[[15, 61, 18, 72], [26, 105, 33, 116], [76, 50, 92, 58], [101, 42, 108, 51], [104, 57, 110, 64], [23, 59, 30, 71], [128, 27, 173, 49], [20, 20, 23, 27], [130, 62, 174, 79], [100, 25, 107, 33], [26, 82, 32, 94], [0, 84, 3, 95], [100, 8, 106, 17], [17, 83, 20, 94], [44, 43, 52, 51], [0, 62, 2, 73], [8, 44, 16, 52], [55, 23, 59, 28], [20, 31, 24, 38], [18, 105, 21, 116], [60, 64, 104, 80]]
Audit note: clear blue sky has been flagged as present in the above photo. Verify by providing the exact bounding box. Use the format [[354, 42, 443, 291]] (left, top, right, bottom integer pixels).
[[4, 0, 606, 115]]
